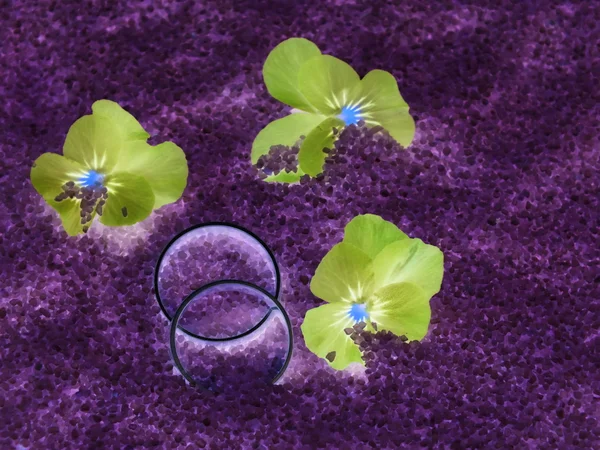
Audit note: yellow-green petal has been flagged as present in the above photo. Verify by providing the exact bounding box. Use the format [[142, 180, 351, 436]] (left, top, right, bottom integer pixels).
[[297, 55, 361, 115], [100, 172, 155, 226], [297, 117, 344, 177], [372, 238, 444, 299], [63, 115, 123, 173], [301, 302, 364, 370], [30, 153, 93, 236], [30, 153, 86, 200], [263, 168, 305, 184], [349, 69, 410, 113], [251, 113, 326, 164], [263, 37, 322, 112], [368, 282, 431, 341], [343, 214, 408, 260], [368, 108, 415, 148], [51, 198, 87, 236], [91, 99, 150, 142], [310, 242, 374, 304], [114, 141, 188, 209]]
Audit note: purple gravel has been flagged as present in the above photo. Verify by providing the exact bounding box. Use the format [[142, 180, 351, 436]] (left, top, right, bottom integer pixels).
[[1, 0, 599, 449]]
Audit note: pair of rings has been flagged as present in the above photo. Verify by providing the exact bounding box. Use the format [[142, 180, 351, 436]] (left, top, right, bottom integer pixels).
[[153, 223, 293, 391]]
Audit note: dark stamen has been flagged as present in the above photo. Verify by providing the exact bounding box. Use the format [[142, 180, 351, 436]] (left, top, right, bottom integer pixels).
[[57, 181, 108, 227], [353, 321, 367, 332]]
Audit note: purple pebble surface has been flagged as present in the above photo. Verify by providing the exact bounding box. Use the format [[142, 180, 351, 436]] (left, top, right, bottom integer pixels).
[[1, 1, 599, 449]]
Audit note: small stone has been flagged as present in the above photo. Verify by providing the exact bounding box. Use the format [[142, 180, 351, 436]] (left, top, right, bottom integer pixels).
[[325, 351, 336, 362], [121, 207, 128, 217]]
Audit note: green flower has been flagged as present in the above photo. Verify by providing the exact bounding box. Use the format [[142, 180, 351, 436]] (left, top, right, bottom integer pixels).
[[30, 100, 188, 236], [252, 38, 415, 182], [301, 214, 444, 370]]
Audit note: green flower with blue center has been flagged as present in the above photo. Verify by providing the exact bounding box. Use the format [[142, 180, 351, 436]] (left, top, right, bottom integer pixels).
[[252, 38, 415, 182], [30, 100, 188, 236], [301, 214, 444, 370]]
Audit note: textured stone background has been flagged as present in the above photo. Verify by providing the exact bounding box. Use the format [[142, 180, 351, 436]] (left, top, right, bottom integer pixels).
[[0, 0, 598, 448]]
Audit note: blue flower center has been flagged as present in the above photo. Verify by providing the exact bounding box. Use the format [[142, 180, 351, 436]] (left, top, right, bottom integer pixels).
[[338, 105, 361, 126], [348, 303, 369, 323], [79, 170, 104, 188]]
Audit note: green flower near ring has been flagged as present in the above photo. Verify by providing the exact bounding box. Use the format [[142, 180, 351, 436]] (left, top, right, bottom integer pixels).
[[252, 37, 415, 183], [301, 214, 444, 370], [30, 100, 188, 236]]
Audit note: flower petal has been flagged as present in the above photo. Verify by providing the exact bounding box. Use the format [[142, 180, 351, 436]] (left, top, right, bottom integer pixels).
[[310, 242, 374, 304], [100, 172, 155, 226], [301, 302, 364, 370], [372, 238, 444, 299], [368, 108, 415, 148], [63, 115, 123, 173], [350, 69, 409, 113], [298, 55, 361, 115], [297, 116, 344, 177], [51, 198, 88, 236], [263, 169, 305, 184], [368, 282, 431, 341], [263, 37, 322, 112], [115, 141, 188, 209], [30, 153, 86, 200], [343, 214, 408, 260], [91, 99, 150, 142], [251, 112, 326, 164]]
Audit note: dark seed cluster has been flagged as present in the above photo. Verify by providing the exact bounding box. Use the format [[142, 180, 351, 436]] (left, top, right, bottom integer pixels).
[[255, 137, 304, 178], [1, 0, 599, 449], [54, 182, 108, 228]]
